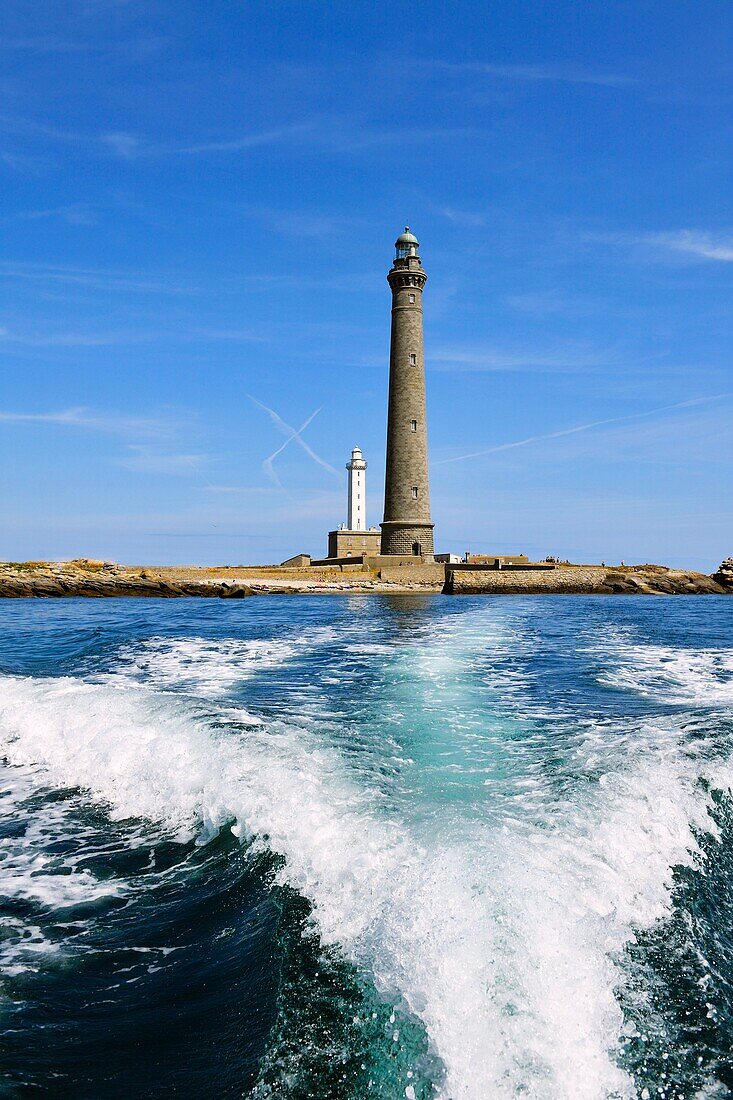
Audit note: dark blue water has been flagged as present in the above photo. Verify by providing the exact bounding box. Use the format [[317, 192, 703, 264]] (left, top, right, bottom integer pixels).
[[0, 596, 731, 1099]]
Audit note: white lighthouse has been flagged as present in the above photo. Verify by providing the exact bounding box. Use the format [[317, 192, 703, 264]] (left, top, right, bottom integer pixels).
[[326, 446, 381, 558], [346, 446, 367, 531]]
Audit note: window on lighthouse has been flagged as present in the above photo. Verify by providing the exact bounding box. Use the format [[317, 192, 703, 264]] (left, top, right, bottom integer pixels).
[[410, 419, 417, 432], [411, 486, 419, 499], [409, 293, 415, 303], [410, 353, 417, 365]]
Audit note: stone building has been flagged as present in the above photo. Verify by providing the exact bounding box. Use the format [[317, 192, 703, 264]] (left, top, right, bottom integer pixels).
[[327, 446, 381, 558], [381, 228, 435, 558]]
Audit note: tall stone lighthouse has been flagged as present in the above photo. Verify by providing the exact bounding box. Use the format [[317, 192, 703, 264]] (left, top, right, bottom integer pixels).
[[380, 227, 435, 559]]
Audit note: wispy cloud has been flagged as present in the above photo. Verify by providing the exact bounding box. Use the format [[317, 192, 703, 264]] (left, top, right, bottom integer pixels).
[[0, 114, 82, 145], [592, 228, 733, 264], [429, 60, 635, 88], [0, 37, 92, 54], [0, 406, 175, 439], [200, 485, 283, 495], [646, 230, 733, 262], [0, 33, 167, 59], [0, 326, 140, 348], [100, 131, 141, 159], [190, 327, 268, 343], [250, 397, 341, 486], [0, 150, 49, 173], [4, 110, 477, 162], [0, 323, 266, 348], [438, 394, 732, 465], [0, 406, 213, 478], [15, 202, 99, 226], [117, 445, 207, 475], [241, 204, 354, 240], [1, 113, 309, 161], [503, 290, 602, 318], [435, 206, 487, 228], [175, 122, 319, 156], [134, 119, 476, 159], [0, 260, 199, 294], [430, 344, 613, 373]]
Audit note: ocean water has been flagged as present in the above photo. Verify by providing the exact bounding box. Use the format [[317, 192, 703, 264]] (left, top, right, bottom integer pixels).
[[0, 595, 732, 1100]]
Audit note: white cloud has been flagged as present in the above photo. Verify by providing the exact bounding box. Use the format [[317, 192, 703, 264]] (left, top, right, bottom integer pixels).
[[436, 207, 487, 228], [0, 260, 197, 294], [0, 328, 139, 347], [0, 406, 175, 439], [0, 37, 90, 53], [0, 324, 267, 347], [4, 110, 477, 165], [200, 485, 284, 495], [117, 445, 207, 475], [593, 228, 733, 264], [0, 151, 48, 173], [646, 230, 733, 262], [175, 122, 318, 155], [430, 344, 613, 373], [16, 203, 99, 226], [191, 327, 269, 343], [429, 60, 634, 88], [100, 131, 140, 158], [241, 204, 354, 240]]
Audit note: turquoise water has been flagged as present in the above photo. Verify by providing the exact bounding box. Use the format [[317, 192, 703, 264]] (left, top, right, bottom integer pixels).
[[0, 595, 732, 1099]]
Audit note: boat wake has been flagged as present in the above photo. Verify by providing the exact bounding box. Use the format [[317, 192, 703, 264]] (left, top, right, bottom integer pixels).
[[1, 615, 732, 1099]]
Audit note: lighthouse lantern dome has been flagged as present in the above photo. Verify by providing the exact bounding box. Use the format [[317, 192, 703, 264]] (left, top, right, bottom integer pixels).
[[395, 226, 419, 259]]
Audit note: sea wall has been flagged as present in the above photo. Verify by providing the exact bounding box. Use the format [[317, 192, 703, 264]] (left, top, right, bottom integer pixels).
[[446, 565, 729, 595], [378, 563, 445, 586], [447, 566, 607, 594]]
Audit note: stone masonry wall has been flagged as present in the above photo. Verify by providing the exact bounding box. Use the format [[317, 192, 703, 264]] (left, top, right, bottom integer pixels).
[[380, 524, 435, 557], [378, 563, 445, 585], [448, 567, 608, 594], [383, 278, 432, 527], [329, 529, 382, 558]]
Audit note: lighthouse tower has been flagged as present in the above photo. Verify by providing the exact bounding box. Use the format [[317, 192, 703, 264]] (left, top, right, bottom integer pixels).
[[326, 446, 381, 559], [380, 227, 435, 558], [346, 446, 367, 530]]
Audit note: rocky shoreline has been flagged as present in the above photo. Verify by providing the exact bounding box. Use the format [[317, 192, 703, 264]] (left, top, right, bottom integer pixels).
[[0, 558, 731, 598], [0, 561, 255, 599]]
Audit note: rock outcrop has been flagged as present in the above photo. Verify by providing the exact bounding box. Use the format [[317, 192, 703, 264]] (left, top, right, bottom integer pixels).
[[712, 559, 733, 590], [0, 561, 254, 598]]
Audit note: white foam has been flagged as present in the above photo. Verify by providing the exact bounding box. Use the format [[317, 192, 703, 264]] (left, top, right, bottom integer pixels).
[[600, 644, 733, 706], [0, 916, 61, 977], [0, 667, 730, 1099], [107, 630, 335, 697]]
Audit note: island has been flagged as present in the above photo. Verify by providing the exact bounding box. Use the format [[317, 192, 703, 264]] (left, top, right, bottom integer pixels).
[[0, 557, 731, 598]]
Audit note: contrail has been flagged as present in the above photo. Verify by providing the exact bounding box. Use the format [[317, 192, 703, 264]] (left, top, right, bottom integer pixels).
[[261, 407, 322, 487], [249, 397, 341, 484], [436, 393, 732, 465]]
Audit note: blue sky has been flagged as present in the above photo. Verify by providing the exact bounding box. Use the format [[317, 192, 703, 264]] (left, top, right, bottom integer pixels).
[[1, 1, 731, 568]]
